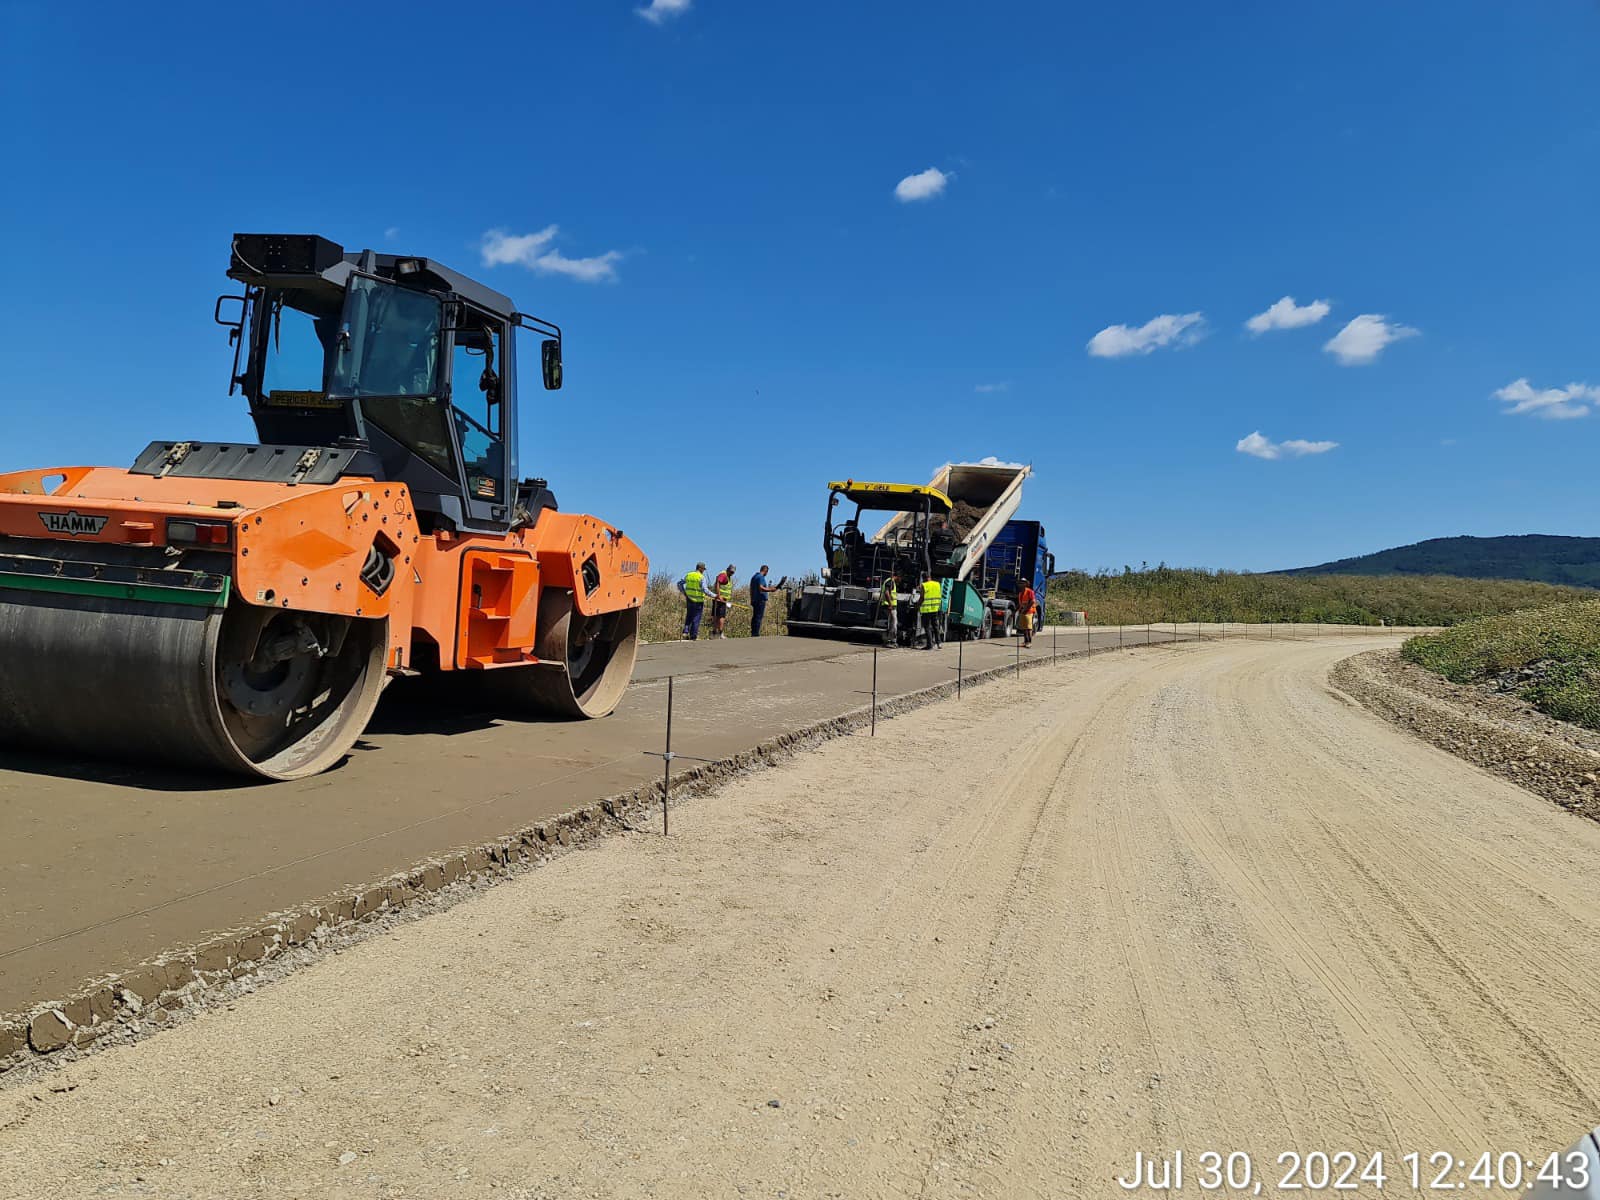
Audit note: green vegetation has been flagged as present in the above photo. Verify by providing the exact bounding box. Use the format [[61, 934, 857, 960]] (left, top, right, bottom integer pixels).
[[1043, 566, 1594, 628], [635, 561, 1597, 644], [1401, 599, 1600, 730], [1283, 534, 1600, 588], [639, 571, 789, 643]]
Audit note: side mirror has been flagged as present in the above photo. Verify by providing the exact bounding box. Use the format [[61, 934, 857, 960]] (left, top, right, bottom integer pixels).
[[541, 339, 563, 391], [213, 294, 246, 330]]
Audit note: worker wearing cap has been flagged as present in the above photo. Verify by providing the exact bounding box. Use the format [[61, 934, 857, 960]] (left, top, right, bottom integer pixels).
[[749, 565, 781, 637], [681, 562, 708, 640], [917, 574, 944, 651], [880, 573, 899, 647], [712, 563, 736, 639]]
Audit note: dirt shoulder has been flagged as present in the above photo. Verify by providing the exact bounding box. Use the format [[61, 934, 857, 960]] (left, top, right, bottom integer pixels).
[[1332, 647, 1600, 821]]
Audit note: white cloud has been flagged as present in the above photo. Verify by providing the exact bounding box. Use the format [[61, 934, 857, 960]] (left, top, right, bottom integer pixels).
[[480, 226, 623, 283], [481, 226, 557, 265], [1245, 295, 1331, 334], [637, 0, 690, 23], [1494, 377, 1599, 420], [1322, 313, 1418, 365], [1236, 431, 1339, 461], [1086, 312, 1205, 358], [894, 167, 950, 203], [972, 456, 1027, 469], [383, 226, 400, 241], [532, 248, 624, 283], [974, 382, 1009, 393]]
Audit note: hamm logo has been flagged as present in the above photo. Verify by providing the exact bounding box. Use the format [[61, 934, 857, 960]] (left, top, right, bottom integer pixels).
[[39, 510, 109, 537]]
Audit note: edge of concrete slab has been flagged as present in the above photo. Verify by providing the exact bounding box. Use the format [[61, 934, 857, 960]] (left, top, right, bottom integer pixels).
[[0, 635, 1182, 1082]]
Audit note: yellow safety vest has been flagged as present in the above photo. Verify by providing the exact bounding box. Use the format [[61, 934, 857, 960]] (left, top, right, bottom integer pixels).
[[684, 570, 706, 602], [881, 581, 896, 609], [716, 574, 733, 601], [919, 579, 942, 614]]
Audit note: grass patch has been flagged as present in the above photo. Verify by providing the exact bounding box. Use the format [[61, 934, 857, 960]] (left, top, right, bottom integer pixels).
[[638, 571, 790, 643], [1043, 566, 1593, 628], [1401, 601, 1600, 732], [1402, 598, 1600, 730]]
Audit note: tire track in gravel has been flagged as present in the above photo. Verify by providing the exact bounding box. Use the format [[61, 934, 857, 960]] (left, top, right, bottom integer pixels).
[[912, 662, 1177, 1199]]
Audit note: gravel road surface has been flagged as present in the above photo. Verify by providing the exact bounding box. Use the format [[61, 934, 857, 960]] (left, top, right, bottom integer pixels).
[[4, 635, 1597, 1199]]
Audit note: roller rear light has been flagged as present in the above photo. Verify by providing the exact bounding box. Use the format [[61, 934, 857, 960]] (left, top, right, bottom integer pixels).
[[166, 519, 232, 547]]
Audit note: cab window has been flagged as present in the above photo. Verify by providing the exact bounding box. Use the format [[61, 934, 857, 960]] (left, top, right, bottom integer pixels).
[[258, 289, 338, 401], [330, 276, 442, 398], [361, 397, 457, 478], [450, 315, 507, 501]]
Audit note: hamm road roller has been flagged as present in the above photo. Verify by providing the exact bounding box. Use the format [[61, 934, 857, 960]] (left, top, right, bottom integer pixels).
[[0, 234, 647, 779]]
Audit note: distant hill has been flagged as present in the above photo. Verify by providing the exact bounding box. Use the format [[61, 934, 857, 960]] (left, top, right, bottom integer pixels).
[[1282, 535, 1600, 589]]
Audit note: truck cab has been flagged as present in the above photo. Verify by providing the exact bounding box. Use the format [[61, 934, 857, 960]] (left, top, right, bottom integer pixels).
[[979, 520, 1054, 638]]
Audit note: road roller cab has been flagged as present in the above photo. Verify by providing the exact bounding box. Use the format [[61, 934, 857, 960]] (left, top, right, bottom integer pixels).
[[219, 233, 566, 538], [0, 234, 648, 780]]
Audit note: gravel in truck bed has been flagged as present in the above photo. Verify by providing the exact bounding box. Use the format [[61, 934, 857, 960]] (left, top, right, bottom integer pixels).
[[947, 500, 985, 539]]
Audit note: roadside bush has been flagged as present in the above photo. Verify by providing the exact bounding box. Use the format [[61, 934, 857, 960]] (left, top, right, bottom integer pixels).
[[1525, 661, 1600, 730], [1401, 598, 1600, 730], [1401, 599, 1600, 681]]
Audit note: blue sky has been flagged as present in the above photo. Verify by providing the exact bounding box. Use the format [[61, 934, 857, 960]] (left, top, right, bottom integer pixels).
[[3, 1, 1598, 578]]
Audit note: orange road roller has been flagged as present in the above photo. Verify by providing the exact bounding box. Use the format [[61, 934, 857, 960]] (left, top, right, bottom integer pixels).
[[0, 234, 647, 779]]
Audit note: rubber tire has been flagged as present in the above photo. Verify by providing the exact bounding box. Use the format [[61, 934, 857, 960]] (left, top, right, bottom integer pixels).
[[486, 591, 639, 720]]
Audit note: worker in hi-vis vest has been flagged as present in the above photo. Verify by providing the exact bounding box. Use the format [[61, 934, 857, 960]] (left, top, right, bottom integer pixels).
[[880, 573, 899, 648], [917, 575, 944, 651], [711, 563, 737, 639], [680, 562, 709, 640]]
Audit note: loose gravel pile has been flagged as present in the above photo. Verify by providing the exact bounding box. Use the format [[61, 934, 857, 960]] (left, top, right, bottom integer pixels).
[[1333, 648, 1600, 822]]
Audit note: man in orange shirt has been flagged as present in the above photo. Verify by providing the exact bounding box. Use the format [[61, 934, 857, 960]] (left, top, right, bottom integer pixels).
[[1017, 582, 1037, 647]]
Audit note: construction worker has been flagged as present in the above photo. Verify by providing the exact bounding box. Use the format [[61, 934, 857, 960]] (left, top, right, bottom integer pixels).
[[1018, 581, 1037, 647], [880, 572, 899, 647], [917, 574, 944, 651], [712, 563, 736, 639], [681, 562, 708, 640], [749, 565, 781, 636]]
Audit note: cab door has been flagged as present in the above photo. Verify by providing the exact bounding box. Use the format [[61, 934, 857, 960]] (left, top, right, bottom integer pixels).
[[447, 309, 513, 530]]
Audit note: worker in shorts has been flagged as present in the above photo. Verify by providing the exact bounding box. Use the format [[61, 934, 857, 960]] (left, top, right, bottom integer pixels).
[[711, 563, 736, 639], [1017, 581, 1037, 647]]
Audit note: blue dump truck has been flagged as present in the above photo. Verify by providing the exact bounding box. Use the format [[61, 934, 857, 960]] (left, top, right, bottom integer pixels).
[[973, 519, 1054, 638]]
